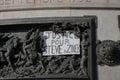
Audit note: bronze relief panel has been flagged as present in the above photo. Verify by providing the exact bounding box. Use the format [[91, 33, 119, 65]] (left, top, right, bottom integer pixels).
[[0, 17, 97, 80]]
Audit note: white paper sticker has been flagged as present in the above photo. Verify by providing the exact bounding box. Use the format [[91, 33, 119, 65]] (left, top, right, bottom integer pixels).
[[43, 31, 80, 56]]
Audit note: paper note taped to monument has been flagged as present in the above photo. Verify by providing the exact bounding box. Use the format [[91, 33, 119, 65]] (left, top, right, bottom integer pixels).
[[43, 31, 80, 56]]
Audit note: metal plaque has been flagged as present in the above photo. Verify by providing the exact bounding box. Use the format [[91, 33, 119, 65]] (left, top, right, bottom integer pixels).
[[0, 17, 97, 80]]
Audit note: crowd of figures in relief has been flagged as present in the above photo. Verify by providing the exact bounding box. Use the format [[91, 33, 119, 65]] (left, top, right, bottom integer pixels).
[[0, 22, 90, 78]]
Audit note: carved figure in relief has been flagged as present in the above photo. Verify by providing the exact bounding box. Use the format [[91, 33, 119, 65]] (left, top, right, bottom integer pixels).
[[0, 36, 20, 72], [53, 56, 72, 74], [50, 23, 62, 33], [45, 56, 60, 74], [30, 29, 45, 73], [78, 30, 89, 76], [22, 28, 35, 63], [26, 29, 39, 66]]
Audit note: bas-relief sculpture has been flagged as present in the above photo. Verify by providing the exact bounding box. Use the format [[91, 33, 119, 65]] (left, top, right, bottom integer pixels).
[[96, 16, 120, 66], [97, 40, 120, 66], [1, 16, 119, 79], [0, 18, 94, 79]]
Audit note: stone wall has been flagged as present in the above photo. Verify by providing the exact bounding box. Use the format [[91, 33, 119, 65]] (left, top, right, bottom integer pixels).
[[0, 9, 120, 80]]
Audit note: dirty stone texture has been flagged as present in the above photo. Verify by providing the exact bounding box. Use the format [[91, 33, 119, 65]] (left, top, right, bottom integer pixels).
[[0, 0, 120, 10], [0, 10, 119, 40], [0, 9, 120, 80], [98, 66, 120, 80]]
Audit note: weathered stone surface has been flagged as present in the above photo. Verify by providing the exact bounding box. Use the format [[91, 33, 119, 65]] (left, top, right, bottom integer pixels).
[[0, 0, 120, 11]]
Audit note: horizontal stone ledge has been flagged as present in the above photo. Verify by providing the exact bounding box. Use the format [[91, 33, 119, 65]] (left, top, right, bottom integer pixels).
[[0, 0, 120, 11]]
